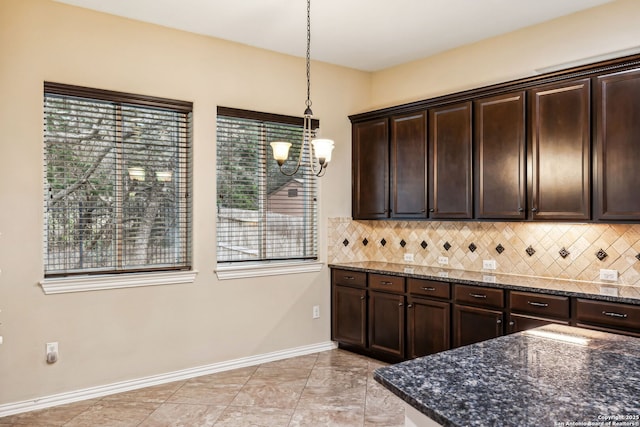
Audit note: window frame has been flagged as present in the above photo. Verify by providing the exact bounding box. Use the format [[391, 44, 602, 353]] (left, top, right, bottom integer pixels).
[[215, 107, 322, 277], [42, 82, 193, 286]]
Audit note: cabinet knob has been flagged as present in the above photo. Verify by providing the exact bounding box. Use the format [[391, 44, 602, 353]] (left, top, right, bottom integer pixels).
[[509, 321, 515, 326], [360, 296, 365, 300], [518, 207, 524, 212], [531, 208, 538, 213], [429, 208, 435, 212], [496, 319, 502, 324], [398, 303, 403, 307], [407, 304, 413, 308]]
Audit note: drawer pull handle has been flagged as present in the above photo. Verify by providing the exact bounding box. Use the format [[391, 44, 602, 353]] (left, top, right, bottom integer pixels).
[[527, 301, 549, 308], [380, 281, 394, 285], [344, 276, 355, 280], [602, 311, 628, 319], [469, 293, 487, 299], [421, 286, 436, 291]]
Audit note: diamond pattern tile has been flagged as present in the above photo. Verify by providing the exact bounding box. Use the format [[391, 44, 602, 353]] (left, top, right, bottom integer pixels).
[[327, 217, 640, 286]]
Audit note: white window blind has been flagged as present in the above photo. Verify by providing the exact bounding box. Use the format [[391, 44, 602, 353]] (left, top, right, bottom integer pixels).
[[44, 82, 192, 276], [216, 107, 318, 263]]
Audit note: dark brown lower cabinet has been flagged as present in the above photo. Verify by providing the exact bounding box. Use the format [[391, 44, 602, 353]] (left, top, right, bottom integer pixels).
[[407, 297, 450, 358], [368, 291, 405, 359], [453, 305, 503, 347], [575, 299, 640, 337], [507, 313, 569, 333], [332, 285, 367, 348]]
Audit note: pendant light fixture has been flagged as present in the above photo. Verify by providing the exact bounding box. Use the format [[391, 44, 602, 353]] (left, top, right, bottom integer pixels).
[[270, 0, 335, 177]]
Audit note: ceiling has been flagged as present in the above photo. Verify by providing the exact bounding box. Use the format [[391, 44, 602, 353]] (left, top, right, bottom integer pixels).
[[54, 0, 614, 72]]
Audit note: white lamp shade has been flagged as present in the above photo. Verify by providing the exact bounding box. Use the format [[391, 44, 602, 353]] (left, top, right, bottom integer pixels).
[[270, 141, 292, 162], [312, 138, 335, 163]]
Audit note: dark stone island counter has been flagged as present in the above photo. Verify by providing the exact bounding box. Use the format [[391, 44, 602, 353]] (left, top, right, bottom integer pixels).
[[374, 324, 640, 427]]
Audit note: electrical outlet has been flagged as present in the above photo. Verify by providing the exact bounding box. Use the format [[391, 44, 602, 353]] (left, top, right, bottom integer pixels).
[[483, 275, 497, 283], [312, 305, 320, 319], [46, 342, 58, 364], [403, 253, 414, 263], [483, 260, 497, 270], [599, 269, 618, 281], [438, 271, 449, 278], [438, 256, 449, 265]]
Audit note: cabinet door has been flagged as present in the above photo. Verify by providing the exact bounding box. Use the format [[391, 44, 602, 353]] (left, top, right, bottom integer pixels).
[[429, 102, 473, 219], [453, 305, 503, 348], [407, 297, 450, 359], [332, 285, 367, 348], [474, 92, 526, 219], [595, 68, 640, 220], [530, 79, 590, 220], [391, 112, 428, 218], [507, 314, 568, 334], [352, 119, 389, 219], [369, 291, 405, 359]]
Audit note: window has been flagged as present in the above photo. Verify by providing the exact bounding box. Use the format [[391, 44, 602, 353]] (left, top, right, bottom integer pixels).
[[44, 82, 192, 277], [216, 107, 318, 263]]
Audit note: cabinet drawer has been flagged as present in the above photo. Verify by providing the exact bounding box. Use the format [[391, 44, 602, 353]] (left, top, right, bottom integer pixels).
[[455, 284, 504, 309], [510, 291, 569, 319], [369, 274, 405, 293], [408, 279, 450, 299], [576, 299, 640, 332], [332, 269, 367, 288]]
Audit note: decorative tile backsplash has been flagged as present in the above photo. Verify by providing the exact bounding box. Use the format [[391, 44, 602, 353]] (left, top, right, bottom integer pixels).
[[328, 218, 640, 287]]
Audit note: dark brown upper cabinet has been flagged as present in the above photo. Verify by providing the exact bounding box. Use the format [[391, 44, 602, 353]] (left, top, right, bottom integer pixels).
[[429, 102, 473, 219], [474, 91, 526, 219], [594, 68, 640, 221], [390, 112, 428, 218], [529, 79, 591, 221], [352, 118, 389, 219]]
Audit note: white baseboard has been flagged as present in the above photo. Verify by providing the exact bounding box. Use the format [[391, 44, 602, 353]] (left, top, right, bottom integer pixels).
[[0, 341, 337, 418]]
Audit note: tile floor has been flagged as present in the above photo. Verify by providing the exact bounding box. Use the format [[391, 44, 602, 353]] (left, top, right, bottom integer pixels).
[[0, 349, 405, 426]]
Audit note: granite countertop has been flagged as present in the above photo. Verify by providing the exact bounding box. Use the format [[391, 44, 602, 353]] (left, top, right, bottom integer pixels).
[[374, 324, 640, 427], [329, 261, 640, 305]]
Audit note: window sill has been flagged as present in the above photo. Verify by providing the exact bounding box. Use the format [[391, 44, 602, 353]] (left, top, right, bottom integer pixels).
[[215, 261, 323, 280], [40, 270, 198, 294]]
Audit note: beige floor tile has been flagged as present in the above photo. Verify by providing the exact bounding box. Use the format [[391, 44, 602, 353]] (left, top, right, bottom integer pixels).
[[258, 353, 319, 369], [167, 383, 243, 406], [0, 349, 403, 426], [64, 401, 160, 427], [230, 384, 304, 409], [102, 381, 185, 403], [186, 366, 257, 387], [297, 386, 366, 411], [289, 408, 365, 427], [306, 365, 368, 389], [138, 403, 225, 427], [248, 366, 312, 386], [0, 399, 100, 426], [213, 406, 294, 427]]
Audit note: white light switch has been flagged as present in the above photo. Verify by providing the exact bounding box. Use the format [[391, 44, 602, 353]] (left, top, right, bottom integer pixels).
[[599, 269, 618, 281]]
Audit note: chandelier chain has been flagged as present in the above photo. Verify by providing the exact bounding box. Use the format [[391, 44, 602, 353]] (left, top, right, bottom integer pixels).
[[306, 0, 312, 110]]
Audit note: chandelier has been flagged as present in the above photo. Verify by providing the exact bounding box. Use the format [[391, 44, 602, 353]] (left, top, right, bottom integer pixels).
[[269, 0, 335, 177]]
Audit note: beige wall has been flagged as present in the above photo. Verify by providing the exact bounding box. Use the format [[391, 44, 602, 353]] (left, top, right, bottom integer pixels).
[[369, 0, 640, 110], [0, 0, 367, 405]]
